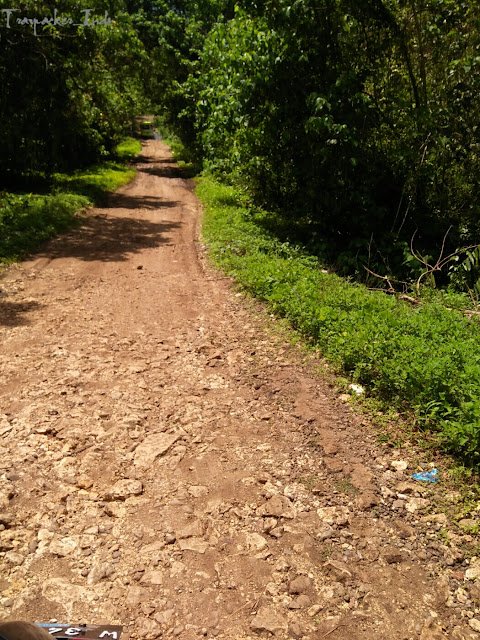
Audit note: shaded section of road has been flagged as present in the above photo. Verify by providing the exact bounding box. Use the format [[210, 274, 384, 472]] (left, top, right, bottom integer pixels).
[[140, 164, 189, 180], [0, 299, 44, 327], [34, 216, 181, 263], [105, 193, 180, 210]]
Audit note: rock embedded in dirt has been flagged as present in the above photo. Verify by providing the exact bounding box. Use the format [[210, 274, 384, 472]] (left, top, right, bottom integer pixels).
[[250, 607, 288, 635], [49, 536, 78, 557], [0, 532, 14, 551], [392, 498, 406, 511], [465, 561, 480, 581], [308, 604, 323, 618], [42, 578, 84, 609], [0, 512, 14, 527], [452, 628, 479, 640], [141, 570, 163, 585], [469, 619, 480, 633], [4, 550, 23, 566], [246, 532, 268, 552], [177, 520, 205, 539], [165, 533, 176, 545], [317, 506, 350, 527], [422, 513, 448, 525], [391, 460, 409, 472], [288, 575, 313, 595], [275, 557, 290, 573], [405, 497, 430, 513], [106, 478, 144, 500], [0, 488, 14, 509], [125, 586, 146, 607], [288, 622, 304, 639], [324, 559, 353, 583], [262, 517, 278, 532], [188, 485, 209, 498], [257, 495, 295, 519], [153, 610, 175, 625], [178, 538, 209, 554], [269, 526, 283, 539], [133, 432, 181, 467], [87, 560, 115, 585], [137, 616, 159, 639], [316, 523, 335, 541]]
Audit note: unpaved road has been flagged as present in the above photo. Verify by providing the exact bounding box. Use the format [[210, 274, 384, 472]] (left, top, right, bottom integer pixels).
[[0, 141, 479, 640]]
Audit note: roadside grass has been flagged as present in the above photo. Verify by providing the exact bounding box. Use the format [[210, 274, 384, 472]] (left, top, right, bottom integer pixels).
[[156, 120, 202, 178], [161, 136, 200, 178], [197, 177, 480, 468], [52, 161, 136, 203], [0, 138, 140, 264], [115, 137, 142, 161], [0, 193, 89, 263]]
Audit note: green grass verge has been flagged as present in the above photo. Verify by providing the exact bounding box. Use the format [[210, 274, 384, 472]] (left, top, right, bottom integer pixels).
[[0, 193, 89, 263], [0, 138, 140, 264], [157, 123, 202, 178], [54, 135, 140, 201], [198, 176, 480, 467], [53, 161, 136, 203], [115, 137, 142, 161]]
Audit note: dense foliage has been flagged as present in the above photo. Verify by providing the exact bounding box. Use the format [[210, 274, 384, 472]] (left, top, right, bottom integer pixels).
[[6, 0, 478, 285], [200, 176, 480, 465], [162, 0, 480, 290], [0, 0, 146, 187], [0, 139, 139, 262]]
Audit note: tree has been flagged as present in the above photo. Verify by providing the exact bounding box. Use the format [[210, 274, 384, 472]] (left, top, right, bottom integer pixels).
[[0, 0, 146, 186]]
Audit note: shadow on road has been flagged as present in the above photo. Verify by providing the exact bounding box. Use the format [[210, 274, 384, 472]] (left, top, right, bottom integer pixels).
[[0, 299, 44, 327], [105, 192, 180, 210], [35, 214, 181, 263], [140, 164, 189, 179], [136, 155, 177, 165]]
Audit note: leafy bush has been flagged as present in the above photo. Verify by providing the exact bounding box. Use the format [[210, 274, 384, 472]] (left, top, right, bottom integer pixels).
[[0, 193, 88, 262], [0, 139, 137, 262], [199, 176, 480, 466], [0, 1, 147, 184], [115, 138, 142, 161], [53, 163, 136, 202]]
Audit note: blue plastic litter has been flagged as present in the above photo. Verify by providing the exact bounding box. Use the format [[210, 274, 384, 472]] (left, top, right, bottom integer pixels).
[[411, 468, 439, 483]]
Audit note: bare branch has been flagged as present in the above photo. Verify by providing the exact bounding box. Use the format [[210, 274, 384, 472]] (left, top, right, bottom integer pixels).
[[410, 229, 429, 267], [363, 266, 395, 292]]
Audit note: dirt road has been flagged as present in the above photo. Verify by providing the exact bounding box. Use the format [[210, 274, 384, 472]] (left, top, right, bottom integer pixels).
[[0, 141, 478, 640]]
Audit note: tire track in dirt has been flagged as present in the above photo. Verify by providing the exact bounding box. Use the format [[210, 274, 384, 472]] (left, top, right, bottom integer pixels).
[[0, 141, 478, 640]]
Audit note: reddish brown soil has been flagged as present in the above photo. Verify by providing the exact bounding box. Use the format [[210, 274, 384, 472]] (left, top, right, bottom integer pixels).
[[0, 141, 478, 640]]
